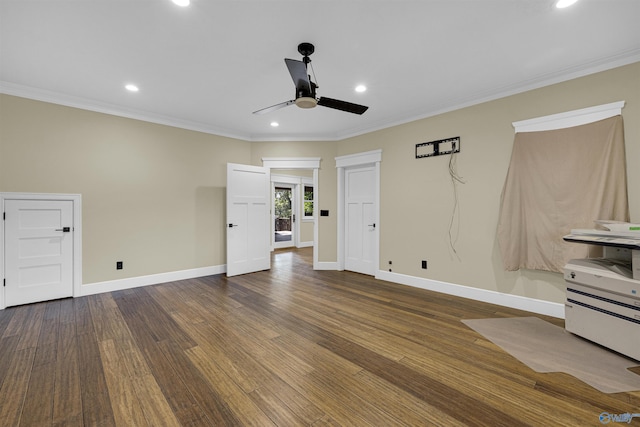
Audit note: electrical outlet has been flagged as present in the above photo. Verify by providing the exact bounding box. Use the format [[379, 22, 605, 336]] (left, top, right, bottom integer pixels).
[[116, 261, 123, 270], [421, 260, 427, 269]]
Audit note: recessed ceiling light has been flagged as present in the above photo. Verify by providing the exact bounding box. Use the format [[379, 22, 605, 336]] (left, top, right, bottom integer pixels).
[[172, 0, 190, 6], [125, 84, 139, 92], [556, 0, 578, 8], [355, 85, 367, 93], [270, 121, 279, 127]]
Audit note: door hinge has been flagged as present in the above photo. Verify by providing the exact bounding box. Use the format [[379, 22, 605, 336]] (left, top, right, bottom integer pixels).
[[3, 279, 5, 287], [3, 212, 5, 220]]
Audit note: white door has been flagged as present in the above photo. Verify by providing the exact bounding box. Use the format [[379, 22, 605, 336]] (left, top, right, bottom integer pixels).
[[4, 199, 74, 307], [226, 163, 271, 277], [345, 166, 376, 275], [273, 184, 296, 249]]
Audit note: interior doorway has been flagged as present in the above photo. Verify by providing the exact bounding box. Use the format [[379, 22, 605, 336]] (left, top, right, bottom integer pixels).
[[262, 157, 320, 268], [269, 169, 316, 254]]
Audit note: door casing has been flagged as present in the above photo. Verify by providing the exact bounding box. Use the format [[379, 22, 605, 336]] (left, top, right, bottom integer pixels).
[[336, 150, 382, 274], [1, 192, 82, 310]]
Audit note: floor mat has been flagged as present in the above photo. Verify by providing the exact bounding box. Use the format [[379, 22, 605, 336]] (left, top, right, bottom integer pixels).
[[462, 316, 640, 393]]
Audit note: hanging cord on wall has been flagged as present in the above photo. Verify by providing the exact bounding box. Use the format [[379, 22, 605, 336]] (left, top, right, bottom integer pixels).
[[448, 149, 465, 260]]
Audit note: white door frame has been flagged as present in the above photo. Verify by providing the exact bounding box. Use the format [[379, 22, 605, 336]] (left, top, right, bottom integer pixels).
[[1, 192, 82, 310], [262, 158, 320, 269], [336, 150, 382, 272]]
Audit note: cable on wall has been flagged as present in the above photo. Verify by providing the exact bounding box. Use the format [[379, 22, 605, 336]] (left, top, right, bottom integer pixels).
[[448, 147, 465, 260], [416, 136, 464, 260]]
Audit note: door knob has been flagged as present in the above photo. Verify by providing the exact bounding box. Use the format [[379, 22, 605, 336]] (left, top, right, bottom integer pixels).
[[55, 227, 71, 232], [367, 223, 376, 228], [228, 224, 238, 228]]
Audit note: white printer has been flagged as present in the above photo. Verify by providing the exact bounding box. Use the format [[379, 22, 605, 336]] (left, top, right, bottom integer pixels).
[[563, 222, 640, 362]]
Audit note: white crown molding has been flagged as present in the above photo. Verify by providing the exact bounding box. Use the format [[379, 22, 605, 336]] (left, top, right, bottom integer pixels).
[[3, 52, 639, 142], [0, 81, 247, 141], [513, 101, 625, 133]]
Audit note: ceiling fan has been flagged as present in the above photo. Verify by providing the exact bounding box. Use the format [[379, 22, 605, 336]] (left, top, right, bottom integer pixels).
[[253, 42, 369, 116]]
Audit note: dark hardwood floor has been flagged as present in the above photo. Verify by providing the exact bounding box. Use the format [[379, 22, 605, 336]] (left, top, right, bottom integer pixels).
[[1, 247, 638, 426]]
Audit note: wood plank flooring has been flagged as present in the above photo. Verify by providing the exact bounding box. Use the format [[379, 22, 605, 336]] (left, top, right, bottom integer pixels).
[[1, 247, 639, 426]]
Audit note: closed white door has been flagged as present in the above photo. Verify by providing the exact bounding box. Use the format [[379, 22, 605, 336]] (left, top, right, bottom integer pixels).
[[4, 199, 74, 307], [345, 166, 376, 275], [226, 163, 271, 277]]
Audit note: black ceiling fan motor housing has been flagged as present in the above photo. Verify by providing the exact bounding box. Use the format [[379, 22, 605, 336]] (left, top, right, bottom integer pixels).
[[298, 42, 315, 57]]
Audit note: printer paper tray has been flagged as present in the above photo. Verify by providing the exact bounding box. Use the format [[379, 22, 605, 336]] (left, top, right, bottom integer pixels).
[[565, 284, 640, 362]]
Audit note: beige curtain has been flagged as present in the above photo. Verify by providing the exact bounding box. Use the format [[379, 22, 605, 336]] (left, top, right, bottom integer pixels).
[[497, 116, 628, 272]]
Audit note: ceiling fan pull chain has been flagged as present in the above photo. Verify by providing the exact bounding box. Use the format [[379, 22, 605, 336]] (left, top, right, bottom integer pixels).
[[310, 61, 319, 89]]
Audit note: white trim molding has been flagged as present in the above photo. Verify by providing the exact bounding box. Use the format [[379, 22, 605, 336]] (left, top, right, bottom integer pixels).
[[376, 270, 565, 319], [81, 264, 226, 297], [0, 192, 82, 310], [271, 174, 303, 185], [335, 149, 382, 169], [262, 157, 321, 169], [314, 261, 339, 271], [512, 101, 625, 133]]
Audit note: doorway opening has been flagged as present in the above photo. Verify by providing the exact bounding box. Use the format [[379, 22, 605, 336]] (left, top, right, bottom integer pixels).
[[262, 157, 320, 268]]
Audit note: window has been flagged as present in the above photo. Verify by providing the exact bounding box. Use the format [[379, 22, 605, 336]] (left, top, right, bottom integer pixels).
[[303, 185, 314, 219]]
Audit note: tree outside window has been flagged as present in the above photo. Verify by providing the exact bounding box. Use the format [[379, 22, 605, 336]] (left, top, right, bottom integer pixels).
[[304, 185, 314, 217], [274, 187, 292, 219]]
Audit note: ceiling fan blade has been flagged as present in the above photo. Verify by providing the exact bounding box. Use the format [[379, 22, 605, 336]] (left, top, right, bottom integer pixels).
[[252, 100, 295, 115], [317, 97, 369, 115], [284, 58, 311, 94]]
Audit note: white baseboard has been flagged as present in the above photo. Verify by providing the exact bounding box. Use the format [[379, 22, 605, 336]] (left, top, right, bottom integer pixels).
[[81, 264, 226, 297], [375, 270, 565, 319], [297, 241, 314, 248], [30, 261, 564, 321], [314, 261, 339, 271]]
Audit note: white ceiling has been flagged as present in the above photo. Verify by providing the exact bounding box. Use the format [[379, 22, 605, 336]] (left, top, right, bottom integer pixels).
[[1, 0, 639, 141]]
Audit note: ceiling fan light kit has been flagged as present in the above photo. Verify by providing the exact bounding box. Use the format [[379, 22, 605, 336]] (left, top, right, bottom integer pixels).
[[253, 42, 368, 116], [295, 97, 318, 109]]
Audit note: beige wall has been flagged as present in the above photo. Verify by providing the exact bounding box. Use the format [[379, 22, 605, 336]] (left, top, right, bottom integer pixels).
[[0, 95, 251, 284], [1, 61, 638, 306], [337, 61, 640, 304]]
